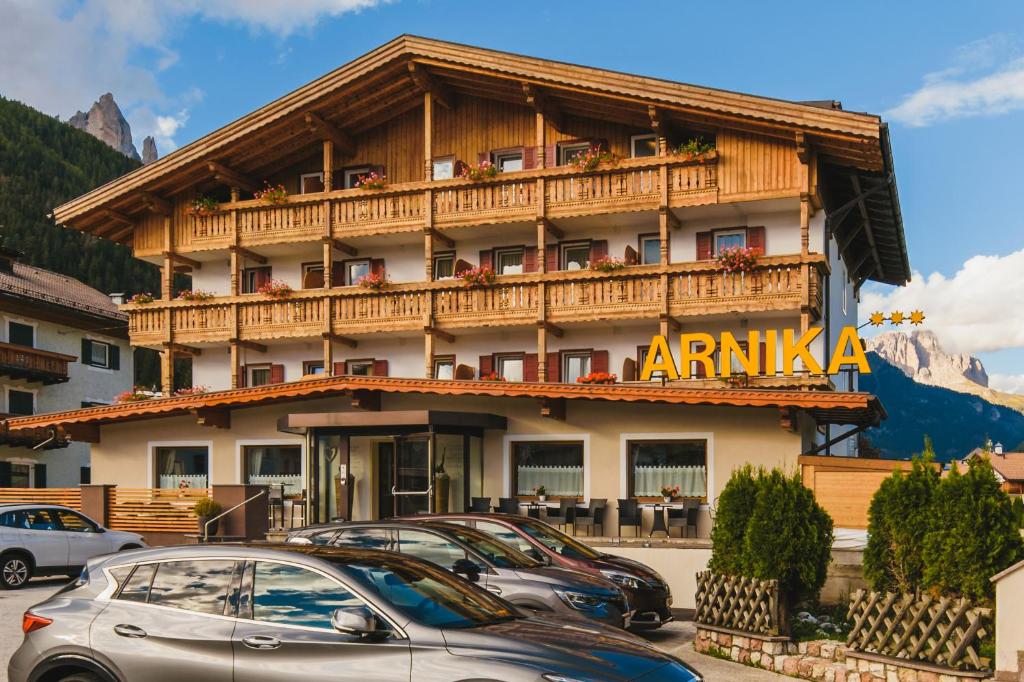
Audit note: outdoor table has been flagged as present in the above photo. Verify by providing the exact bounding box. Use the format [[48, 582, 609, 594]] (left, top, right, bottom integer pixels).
[[521, 501, 548, 519], [640, 503, 683, 537]]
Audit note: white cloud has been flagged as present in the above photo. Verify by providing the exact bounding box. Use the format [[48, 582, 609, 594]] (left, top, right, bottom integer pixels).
[[888, 34, 1024, 127], [860, 249, 1024, 356], [990, 374, 1024, 395]]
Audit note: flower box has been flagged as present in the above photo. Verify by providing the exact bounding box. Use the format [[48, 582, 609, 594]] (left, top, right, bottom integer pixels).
[[128, 293, 155, 304], [716, 246, 761, 274], [479, 371, 506, 382], [577, 372, 617, 385], [568, 144, 620, 173], [459, 160, 498, 181], [458, 265, 497, 287], [257, 279, 293, 298], [357, 272, 390, 291], [590, 256, 627, 273], [354, 171, 387, 190], [176, 289, 216, 302], [188, 196, 219, 216], [254, 182, 288, 205]]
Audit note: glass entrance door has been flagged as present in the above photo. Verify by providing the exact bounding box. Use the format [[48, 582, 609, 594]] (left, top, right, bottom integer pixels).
[[392, 435, 432, 517]]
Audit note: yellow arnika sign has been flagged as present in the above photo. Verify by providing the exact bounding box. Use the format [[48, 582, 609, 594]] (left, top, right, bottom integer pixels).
[[639, 326, 871, 380]]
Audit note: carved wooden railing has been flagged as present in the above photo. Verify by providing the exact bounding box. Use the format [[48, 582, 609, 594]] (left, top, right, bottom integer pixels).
[[846, 589, 992, 671], [0, 341, 75, 384], [694, 571, 783, 636]]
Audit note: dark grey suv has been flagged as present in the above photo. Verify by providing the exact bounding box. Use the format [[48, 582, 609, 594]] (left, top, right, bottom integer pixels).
[[9, 544, 702, 682]]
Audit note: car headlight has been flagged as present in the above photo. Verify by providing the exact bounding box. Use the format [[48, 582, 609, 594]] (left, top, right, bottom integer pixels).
[[542, 675, 590, 682], [600, 569, 649, 590], [554, 589, 605, 610]]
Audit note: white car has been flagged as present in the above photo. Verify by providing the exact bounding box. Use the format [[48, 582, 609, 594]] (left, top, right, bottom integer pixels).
[[0, 504, 146, 589]]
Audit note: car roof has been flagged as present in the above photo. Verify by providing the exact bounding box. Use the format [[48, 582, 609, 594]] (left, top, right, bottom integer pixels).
[[428, 512, 532, 527], [0, 503, 78, 512], [94, 542, 432, 567]]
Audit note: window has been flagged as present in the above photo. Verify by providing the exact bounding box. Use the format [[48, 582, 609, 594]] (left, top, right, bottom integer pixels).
[[147, 560, 240, 616], [631, 134, 658, 158], [495, 354, 524, 382], [301, 263, 325, 289], [9, 464, 31, 488], [300, 172, 325, 194], [56, 510, 98, 533], [492, 150, 523, 173], [560, 242, 590, 271], [561, 352, 591, 384], [248, 364, 272, 387], [333, 528, 391, 550], [558, 142, 591, 166], [432, 251, 455, 280], [242, 267, 272, 294], [117, 563, 157, 603], [432, 156, 455, 181], [714, 230, 746, 254], [0, 510, 29, 529], [24, 508, 56, 530], [512, 441, 584, 498], [92, 341, 111, 368], [433, 355, 455, 380], [244, 445, 302, 495], [494, 247, 524, 275], [344, 259, 371, 286], [474, 521, 536, 557], [628, 440, 707, 499], [396, 529, 468, 570], [346, 359, 374, 376], [154, 446, 208, 489], [7, 389, 33, 416], [252, 561, 363, 630], [638, 345, 667, 380], [639, 234, 660, 265], [343, 167, 372, 189], [303, 360, 325, 376], [8, 321, 33, 347]]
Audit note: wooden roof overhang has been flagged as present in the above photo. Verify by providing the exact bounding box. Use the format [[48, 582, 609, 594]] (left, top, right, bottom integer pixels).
[[53, 36, 904, 280], [0, 375, 886, 446]]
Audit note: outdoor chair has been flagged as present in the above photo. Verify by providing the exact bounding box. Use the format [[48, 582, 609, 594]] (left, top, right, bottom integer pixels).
[[668, 506, 699, 538], [288, 489, 307, 528], [573, 498, 606, 536], [267, 484, 285, 529], [498, 497, 520, 515], [470, 497, 492, 513], [617, 498, 641, 537], [546, 498, 576, 531]]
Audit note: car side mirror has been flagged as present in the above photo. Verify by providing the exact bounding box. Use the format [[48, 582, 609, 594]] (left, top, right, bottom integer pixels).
[[452, 558, 481, 582], [332, 607, 377, 637]]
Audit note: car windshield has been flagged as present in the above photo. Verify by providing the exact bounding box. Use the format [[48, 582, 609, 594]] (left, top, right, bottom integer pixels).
[[438, 525, 541, 569], [332, 555, 517, 629], [518, 519, 602, 560]]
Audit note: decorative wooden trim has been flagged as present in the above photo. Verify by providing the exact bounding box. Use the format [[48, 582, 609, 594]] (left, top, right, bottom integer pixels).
[[322, 331, 358, 348], [304, 112, 355, 156], [207, 161, 258, 193], [323, 237, 358, 256], [229, 339, 268, 353], [229, 245, 268, 264], [163, 251, 201, 270], [424, 326, 455, 343], [538, 320, 564, 338], [407, 62, 453, 109], [523, 82, 562, 131], [426, 228, 454, 249], [163, 342, 202, 357], [139, 192, 172, 216]]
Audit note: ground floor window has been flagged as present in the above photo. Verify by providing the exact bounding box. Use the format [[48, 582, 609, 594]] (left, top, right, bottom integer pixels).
[[7, 389, 34, 416], [512, 441, 583, 498], [244, 445, 302, 495], [155, 446, 209, 489], [9, 463, 31, 487], [627, 439, 707, 499]]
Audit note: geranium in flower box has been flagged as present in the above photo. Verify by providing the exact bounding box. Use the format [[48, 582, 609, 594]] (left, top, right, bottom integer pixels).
[[577, 372, 617, 385], [188, 196, 219, 216], [479, 371, 506, 382], [459, 160, 498, 181], [716, 246, 761, 274], [357, 272, 390, 291], [458, 265, 497, 287], [115, 387, 153, 403], [674, 137, 716, 162], [354, 171, 387, 190], [254, 182, 288, 205], [569, 144, 620, 173], [177, 289, 215, 302], [128, 293, 155, 304], [590, 256, 627, 273], [257, 279, 293, 298]]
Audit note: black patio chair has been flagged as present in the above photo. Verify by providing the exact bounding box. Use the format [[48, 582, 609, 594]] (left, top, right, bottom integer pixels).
[[546, 498, 576, 531], [668, 505, 700, 538], [617, 498, 641, 538], [573, 498, 606, 536], [497, 497, 520, 515], [469, 497, 492, 513]]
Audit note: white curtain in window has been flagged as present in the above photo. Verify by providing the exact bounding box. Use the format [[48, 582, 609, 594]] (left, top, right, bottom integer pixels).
[[159, 473, 208, 489], [633, 465, 706, 497], [248, 474, 302, 495], [517, 465, 583, 496]]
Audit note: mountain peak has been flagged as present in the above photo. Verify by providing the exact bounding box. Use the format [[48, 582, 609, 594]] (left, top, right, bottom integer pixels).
[[866, 330, 988, 389], [67, 93, 141, 161]]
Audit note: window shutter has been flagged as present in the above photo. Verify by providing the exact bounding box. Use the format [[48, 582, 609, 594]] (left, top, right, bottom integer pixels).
[[0, 461, 11, 487], [622, 357, 637, 381], [591, 138, 610, 154], [544, 143, 557, 167], [479, 250, 493, 270], [238, 366, 247, 388], [372, 359, 389, 377], [331, 261, 345, 287], [303, 269, 325, 289], [454, 258, 473, 276], [256, 267, 273, 289], [523, 146, 538, 170], [696, 232, 713, 260], [370, 259, 386, 277], [522, 246, 538, 273], [694, 344, 707, 378], [590, 240, 608, 263], [759, 341, 768, 376], [81, 338, 92, 365], [545, 245, 558, 272], [746, 226, 766, 254], [333, 361, 346, 376], [270, 364, 285, 384], [624, 245, 638, 265], [110, 344, 120, 371], [477, 152, 490, 165], [478, 355, 493, 378], [546, 352, 560, 382], [523, 353, 539, 382], [591, 350, 609, 375], [33, 464, 46, 489]]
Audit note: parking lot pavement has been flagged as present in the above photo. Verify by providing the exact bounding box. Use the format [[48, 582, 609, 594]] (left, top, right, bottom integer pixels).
[[1, 582, 781, 682]]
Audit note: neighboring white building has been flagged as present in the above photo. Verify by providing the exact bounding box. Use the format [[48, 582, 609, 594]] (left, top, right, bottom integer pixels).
[[0, 246, 132, 487]]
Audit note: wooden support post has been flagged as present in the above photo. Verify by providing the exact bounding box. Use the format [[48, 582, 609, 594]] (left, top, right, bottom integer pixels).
[[423, 91, 433, 180], [536, 322, 547, 382], [535, 110, 546, 168], [536, 220, 546, 274], [659, 274, 671, 338], [160, 347, 173, 395], [424, 230, 434, 281], [323, 139, 334, 193], [424, 328, 434, 379], [659, 165, 671, 266], [322, 241, 332, 290]]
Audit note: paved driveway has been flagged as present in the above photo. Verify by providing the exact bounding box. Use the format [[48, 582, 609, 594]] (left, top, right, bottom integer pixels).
[[0, 580, 786, 682]]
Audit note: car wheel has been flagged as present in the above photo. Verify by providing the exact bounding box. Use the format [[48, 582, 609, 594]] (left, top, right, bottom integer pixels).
[[0, 552, 33, 590]]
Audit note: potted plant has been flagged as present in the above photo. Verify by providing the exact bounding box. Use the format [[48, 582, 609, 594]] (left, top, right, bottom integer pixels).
[[176, 289, 216, 302], [660, 484, 680, 504], [716, 246, 761, 274], [674, 137, 716, 162], [188, 196, 219, 216], [577, 371, 618, 385], [533, 485, 547, 503], [173, 386, 209, 396], [458, 265, 497, 287], [254, 182, 288, 205], [590, 256, 627, 273], [568, 144, 620, 173], [257, 279, 293, 298], [193, 497, 223, 536], [128, 292, 155, 304], [115, 387, 153, 403], [459, 160, 498, 181], [479, 370, 506, 382], [354, 170, 387, 190], [357, 272, 390, 291]]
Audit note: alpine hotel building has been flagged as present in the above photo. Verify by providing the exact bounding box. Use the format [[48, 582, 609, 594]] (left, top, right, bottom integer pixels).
[[2, 37, 909, 534]]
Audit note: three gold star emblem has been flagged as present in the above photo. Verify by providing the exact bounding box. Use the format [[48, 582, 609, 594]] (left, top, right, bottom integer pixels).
[[869, 312, 886, 326], [909, 310, 925, 325], [889, 311, 905, 325]]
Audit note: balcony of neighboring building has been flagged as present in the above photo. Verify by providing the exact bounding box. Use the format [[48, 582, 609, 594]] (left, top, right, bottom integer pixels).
[[0, 341, 75, 385]]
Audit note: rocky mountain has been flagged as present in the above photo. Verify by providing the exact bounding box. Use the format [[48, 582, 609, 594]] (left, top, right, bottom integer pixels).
[[142, 136, 158, 164], [866, 330, 1024, 414], [67, 93, 144, 161]]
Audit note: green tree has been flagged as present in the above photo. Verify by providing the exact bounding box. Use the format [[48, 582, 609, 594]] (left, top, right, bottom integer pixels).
[[863, 440, 940, 593], [709, 465, 759, 576], [922, 457, 1024, 601]]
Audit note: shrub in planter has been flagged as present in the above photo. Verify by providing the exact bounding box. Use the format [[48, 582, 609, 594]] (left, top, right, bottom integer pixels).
[[193, 497, 223, 536]]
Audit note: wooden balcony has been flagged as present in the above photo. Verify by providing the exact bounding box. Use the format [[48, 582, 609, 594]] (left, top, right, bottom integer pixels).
[[152, 156, 720, 255], [127, 255, 824, 347], [0, 342, 75, 385]]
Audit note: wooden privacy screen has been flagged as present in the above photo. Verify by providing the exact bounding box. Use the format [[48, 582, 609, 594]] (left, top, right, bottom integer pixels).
[[0, 487, 81, 510], [694, 571, 783, 636], [106, 487, 210, 534]]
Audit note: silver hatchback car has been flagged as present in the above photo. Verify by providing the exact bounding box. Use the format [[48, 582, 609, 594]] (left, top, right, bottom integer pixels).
[[9, 544, 702, 682]]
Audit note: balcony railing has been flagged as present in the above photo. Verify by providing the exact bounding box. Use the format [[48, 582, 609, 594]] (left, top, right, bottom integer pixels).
[[127, 255, 823, 347], [0, 342, 75, 384]]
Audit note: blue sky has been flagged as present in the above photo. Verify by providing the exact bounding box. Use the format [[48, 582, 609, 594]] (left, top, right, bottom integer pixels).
[[2, 0, 1023, 389]]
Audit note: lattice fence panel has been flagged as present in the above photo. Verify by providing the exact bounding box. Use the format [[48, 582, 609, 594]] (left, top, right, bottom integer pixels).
[[846, 589, 991, 671], [694, 571, 782, 635]]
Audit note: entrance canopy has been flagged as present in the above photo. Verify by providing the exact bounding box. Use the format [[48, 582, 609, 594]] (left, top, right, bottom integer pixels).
[[278, 409, 507, 434]]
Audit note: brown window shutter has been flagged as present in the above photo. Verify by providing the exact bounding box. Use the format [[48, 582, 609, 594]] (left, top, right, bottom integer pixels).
[[238, 366, 247, 387], [746, 226, 766, 254], [523, 353, 539, 382], [523, 246, 538, 273], [256, 267, 272, 289], [622, 357, 637, 381], [333, 361, 346, 376], [479, 250, 493, 270], [544, 143, 557, 167], [694, 344, 707, 378], [591, 350, 609, 375], [454, 258, 473, 276], [478, 355, 493, 377], [477, 152, 490, 165], [370, 259, 386, 277], [523, 146, 538, 170], [331, 261, 345, 287], [545, 245, 558, 272], [696, 232, 713, 260], [624, 244, 638, 265], [590, 240, 608, 263], [303, 269, 324, 289], [372, 359, 389, 377], [759, 341, 768, 376], [546, 352, 560, 382], [270, 364, 285, 384]]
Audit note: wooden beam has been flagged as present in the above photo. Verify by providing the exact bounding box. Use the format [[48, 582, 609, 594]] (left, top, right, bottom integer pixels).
[[648, 105, 678, 147], [139, 192, 172, 216], [107, 223, 135, 243], [163, 251, 202, 270], [163, 342, 202, 357], [795, 132, 811, 164], [407, 62, 454, 109], [660, 206, 681, 230], [523, 83, 562, 131], [539, 321, 564, 338], [229, 245, 268, 264], [207, 161, 259, 193], [540, 397, 566, 421], [540, 217, 563, 240], [304, 112, 355, 156], [103, 209, 133, 226], [426, 228, 454, 249], [351, 389, 381, 411], [63, 423, 100, 444], [425, 326, 455, 343], [230, 339, 268, 353], [323, 237, 358, 257], [192, 407, 231, 429], [660, 313, 682, 333], [850, 175, 885, 281], [322, 332, 358, 348]]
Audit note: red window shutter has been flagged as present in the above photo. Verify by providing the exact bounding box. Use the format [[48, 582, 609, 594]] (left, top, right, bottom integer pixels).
[[759, 341, 768, 376], [523, 246, 538, 273], [694, 344, 707, 378], [477, 152, 490, 165], [479, 355, 493, 378], [624, 245, 638, 265], [591, 350, 609, 375], [333, 361, 346, 376], [270, 364, 285, 384], [479, 250, 493, 270], [523, 353, 539, 382], [372, 359, 389, 377], [331, 261, 345, 287], [523, 146, 538, 170], [746, 226, 766, 254], [545, 245, 558, 272], [590, 240, 608, 263], [696, 232, 713, 260], [238, 366, 247, 388], [370, 259, 386, 277], [255, 267, 272, 289], [544, 144, 557, 167], [546, 352, 560, 382]]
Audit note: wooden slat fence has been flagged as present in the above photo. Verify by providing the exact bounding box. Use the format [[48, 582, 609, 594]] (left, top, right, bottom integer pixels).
[[0, 488, 81, 510], [846, 589, 991, 671], [695, 571, 783, 635], [106, 487, 208, 534]]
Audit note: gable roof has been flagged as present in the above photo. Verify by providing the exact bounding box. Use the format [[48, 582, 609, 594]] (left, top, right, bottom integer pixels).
[[961, 450, 1024, 482]]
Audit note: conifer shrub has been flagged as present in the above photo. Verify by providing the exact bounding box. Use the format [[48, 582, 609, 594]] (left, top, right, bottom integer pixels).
[[709, 465, 759, 576]]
